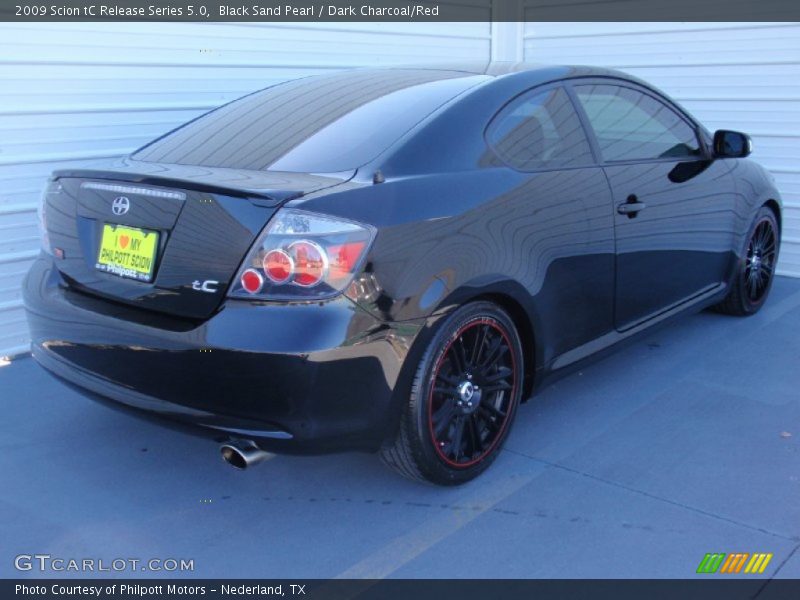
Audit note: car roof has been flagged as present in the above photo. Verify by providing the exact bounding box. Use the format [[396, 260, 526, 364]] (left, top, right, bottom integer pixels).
[[363, 61, 638, 82], [345, 62, 655, 100]]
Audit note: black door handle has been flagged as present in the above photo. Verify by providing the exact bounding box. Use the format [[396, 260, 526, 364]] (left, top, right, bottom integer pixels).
[[618, 194, 646, 217]]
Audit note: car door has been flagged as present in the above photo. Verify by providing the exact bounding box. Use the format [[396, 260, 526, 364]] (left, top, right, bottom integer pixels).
[[571, 80, 737, 330], [484, 84, 616, 361]]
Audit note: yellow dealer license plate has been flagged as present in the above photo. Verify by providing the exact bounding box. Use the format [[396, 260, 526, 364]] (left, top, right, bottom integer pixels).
[[96, 224, 159, 282]]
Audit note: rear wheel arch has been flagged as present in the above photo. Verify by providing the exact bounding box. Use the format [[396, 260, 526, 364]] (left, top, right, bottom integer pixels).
[[469, 292, 537, 402], [433, 278, 541, 400], [381, 283, 540, 447]]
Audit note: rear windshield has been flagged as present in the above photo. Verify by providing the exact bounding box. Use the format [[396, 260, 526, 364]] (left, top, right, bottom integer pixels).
[[134, 70, 486, 173]]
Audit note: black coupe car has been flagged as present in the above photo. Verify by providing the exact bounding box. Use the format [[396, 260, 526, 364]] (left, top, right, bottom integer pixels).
[[24, 63, 782, 485]]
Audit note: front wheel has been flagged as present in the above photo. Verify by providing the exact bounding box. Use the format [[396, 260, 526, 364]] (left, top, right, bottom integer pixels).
[[714, 206, 780, 316], [380, 301, 524, 485]]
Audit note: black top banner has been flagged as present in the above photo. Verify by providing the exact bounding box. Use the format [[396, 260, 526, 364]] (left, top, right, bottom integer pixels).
[[2, 0, 800, 22]]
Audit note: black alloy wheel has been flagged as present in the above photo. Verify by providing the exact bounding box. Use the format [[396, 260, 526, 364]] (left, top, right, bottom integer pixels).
[[743, 218, 777, 304], [428, 318, 517, 467], [715, 206, 780, 316], [381, 302, 524, 485]]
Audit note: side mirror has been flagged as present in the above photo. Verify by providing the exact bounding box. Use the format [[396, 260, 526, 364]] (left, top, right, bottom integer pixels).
[[713, 130, 752, 158]]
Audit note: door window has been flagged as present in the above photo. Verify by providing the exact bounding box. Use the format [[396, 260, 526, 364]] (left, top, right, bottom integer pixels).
[[574, 84, 701, 162]]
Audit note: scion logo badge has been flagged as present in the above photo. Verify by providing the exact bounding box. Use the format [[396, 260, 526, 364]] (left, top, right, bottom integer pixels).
[[696, 552, 773, 574], [111, 196, 130, 216]]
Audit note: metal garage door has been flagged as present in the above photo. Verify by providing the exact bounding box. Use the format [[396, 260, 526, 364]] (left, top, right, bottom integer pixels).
[[523, 21, 800, 278], [0, 20, 491, 357]]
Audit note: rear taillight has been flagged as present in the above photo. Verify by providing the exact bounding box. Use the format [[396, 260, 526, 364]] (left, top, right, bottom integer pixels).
[[229, 209, 375, 301], [240, 269, 264, 294]]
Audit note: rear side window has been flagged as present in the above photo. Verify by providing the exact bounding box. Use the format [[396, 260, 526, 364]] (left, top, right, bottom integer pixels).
[[134, 70, 487, 173], [574, 84, 701, 161], [487, 86, 593, 171]]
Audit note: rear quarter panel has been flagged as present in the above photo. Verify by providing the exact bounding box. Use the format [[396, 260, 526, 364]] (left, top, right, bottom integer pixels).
[[294, 165, 616, 372]]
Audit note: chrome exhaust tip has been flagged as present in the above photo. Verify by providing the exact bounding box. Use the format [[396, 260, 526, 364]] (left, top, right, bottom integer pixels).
[[220, 439, 271, 470]]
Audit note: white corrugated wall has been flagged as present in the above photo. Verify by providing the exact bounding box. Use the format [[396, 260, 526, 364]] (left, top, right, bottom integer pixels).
[[523, 21, 800, 279], [0, 20, 491, 357]]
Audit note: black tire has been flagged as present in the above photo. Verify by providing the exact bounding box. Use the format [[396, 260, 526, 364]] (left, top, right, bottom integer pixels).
[[380, 301, 524, 485], [714, 206, 780, 316]]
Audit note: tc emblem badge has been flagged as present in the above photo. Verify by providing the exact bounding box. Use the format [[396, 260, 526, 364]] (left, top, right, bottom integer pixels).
[[111, 196, 130, 216], [192, 280, 219, 293]]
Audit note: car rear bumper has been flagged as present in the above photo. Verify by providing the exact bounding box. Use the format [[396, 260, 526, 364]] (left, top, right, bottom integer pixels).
[[23, 255, 424, 453]]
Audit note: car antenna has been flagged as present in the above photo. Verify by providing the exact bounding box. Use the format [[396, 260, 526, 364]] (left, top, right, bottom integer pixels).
[[372, 170, 385, 185]]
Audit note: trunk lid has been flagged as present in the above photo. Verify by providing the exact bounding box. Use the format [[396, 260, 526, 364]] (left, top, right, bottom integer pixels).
[[46, 160, 352, 320]]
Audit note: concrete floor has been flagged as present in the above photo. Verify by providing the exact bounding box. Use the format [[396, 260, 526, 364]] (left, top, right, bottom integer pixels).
[[1, 278, 798, 581]]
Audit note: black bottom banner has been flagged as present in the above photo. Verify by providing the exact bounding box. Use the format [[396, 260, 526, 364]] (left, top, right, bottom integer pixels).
[[5, 579, 800, 600]]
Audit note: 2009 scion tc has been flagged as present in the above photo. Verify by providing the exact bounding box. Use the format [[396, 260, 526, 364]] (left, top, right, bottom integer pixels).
[[25, 63, 782, 484]]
